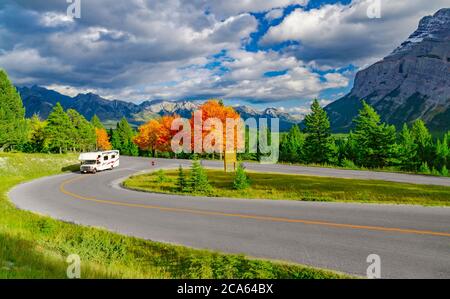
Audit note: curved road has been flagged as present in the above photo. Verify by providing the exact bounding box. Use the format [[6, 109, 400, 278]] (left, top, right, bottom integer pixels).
[[9, 157, 450, 278]]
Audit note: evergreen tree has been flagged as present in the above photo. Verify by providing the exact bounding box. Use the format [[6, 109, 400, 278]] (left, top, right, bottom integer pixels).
[[280, 125, 304, 163], [233, 163, 251, 190], [398, 124, 418, 170], [28, 114, 47, 152], [176, 165, 187, 192], [190, 160, 210, 193], [351, 101, 396, 168], [114, 117, 136, 155], [410, 120, 433, 166], [44, 103, 74, 153], [67, 109, 96, 152], [90, 114, 105, 129], [435, 136, 449, 171], [303, 99, 335, 164], [0, 69, 28, 150], [111, 128, 121, 150]]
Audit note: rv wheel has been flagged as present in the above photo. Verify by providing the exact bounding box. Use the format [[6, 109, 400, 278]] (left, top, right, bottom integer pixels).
[[92, 168, 97, 174]]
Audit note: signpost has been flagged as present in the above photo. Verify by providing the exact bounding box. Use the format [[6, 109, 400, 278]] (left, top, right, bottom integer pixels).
[[224, 151, 237, 172]]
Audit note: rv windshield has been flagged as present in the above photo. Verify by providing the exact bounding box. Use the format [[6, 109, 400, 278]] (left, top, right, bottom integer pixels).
[[81, 160, 97, 165]]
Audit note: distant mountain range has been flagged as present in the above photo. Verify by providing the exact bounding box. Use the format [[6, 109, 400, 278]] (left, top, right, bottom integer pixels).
[[17, 85, 301, 131], [326, 8, 450, 133]]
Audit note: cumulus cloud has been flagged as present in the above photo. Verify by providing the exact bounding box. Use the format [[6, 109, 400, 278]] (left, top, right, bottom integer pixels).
[[262, 0, 449, 67], [0, 0, 443, 106]]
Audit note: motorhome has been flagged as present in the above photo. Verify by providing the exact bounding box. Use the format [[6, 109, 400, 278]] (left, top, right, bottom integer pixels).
[[79, 150, 120, 174]]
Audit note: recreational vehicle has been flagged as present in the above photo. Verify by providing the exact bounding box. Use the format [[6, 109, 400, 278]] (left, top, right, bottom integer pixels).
[[79, 150, 120, 174]]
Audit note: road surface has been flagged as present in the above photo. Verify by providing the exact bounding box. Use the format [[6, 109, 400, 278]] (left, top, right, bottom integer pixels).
[[9, 157, 450, 278]]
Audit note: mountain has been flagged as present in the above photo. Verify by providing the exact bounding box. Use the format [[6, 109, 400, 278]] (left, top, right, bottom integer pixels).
[[17, 85, 299, 130], [325, 8, 450, 133]]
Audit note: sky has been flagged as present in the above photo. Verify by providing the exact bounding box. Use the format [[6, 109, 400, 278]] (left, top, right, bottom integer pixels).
[[0, 0, 448, 117]]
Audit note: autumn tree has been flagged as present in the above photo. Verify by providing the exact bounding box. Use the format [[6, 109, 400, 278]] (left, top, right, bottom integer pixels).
[[96, 128, 112, 150], [134, 115, 178, 156], [192, 100, 241, 156]]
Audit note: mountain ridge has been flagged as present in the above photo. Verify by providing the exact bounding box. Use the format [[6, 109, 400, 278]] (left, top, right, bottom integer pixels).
[[17, 85, 300, 131], [325, 8, 450, 133]]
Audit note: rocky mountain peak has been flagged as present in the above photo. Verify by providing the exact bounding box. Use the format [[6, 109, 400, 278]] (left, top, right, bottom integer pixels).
[[390, 8, 450, 56]]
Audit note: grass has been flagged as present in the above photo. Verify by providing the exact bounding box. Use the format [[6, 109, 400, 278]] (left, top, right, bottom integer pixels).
[[124, 168, 450, 206], [0, 152, 349, 279]]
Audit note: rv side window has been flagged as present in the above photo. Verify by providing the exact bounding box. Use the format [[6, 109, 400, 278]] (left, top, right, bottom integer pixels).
[[112, 155, 116, 159], [104, 156, 109, 161]]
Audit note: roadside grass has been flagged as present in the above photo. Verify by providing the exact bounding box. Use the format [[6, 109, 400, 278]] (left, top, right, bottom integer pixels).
[[0, 153, 348, 279], [124, 168, 450, 206]]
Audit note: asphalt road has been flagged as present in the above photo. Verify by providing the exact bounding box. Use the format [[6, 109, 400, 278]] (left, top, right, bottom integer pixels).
[[9, 157, 450, 278]]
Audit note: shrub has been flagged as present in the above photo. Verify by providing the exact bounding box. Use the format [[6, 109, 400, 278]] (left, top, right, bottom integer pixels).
[[155, 169, 168, 183], [419, 162, 430, 174], [233, 163, 251, 190], [431, 167, 440, 176], [441, 165, 449, 177], [341, 159, 358, 169]]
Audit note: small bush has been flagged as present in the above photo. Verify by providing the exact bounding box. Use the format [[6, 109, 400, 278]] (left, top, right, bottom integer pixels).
[[441, 165, 449, 177], [155, 169, 168, 183], [419, 162, 430, 174], [341, 159, 357, 169], [233, 163, 251, 190], [431, 167, 440, 176]]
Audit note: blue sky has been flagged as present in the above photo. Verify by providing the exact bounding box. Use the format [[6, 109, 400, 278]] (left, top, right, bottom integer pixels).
[[0, 0, 447, 118]]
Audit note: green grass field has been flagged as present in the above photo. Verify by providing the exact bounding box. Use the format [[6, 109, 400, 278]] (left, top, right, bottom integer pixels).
[[124, 168, 450, 206], [0, 153, 349, 279]]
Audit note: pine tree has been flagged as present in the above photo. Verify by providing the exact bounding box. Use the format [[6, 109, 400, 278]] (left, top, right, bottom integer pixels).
[[280, 125, 304, 163], [91, 114, 105, 129], [28, 114, 47, 152], [190, 160, 211, 193], [233, 163, 250, 190], [114, 117, 136, 155], [435, 136, 449, 171], [0, 69, 28, 150], [304, 99, 335, 164], [351, 101, 396, 168], [398, 124, 418, 170], [176, 165, 187, 192], [67, 109, 96, 152], [410, 120, 433, 166], [44, 103, 75, 153]]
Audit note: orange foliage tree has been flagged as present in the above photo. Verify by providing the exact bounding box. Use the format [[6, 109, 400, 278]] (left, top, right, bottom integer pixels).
[[95, 128, 112, 150], [133, 115, 178, 155], [191, 100, 241, 154]]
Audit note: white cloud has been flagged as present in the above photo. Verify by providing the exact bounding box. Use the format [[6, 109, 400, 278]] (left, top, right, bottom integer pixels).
[[265, 8, 285, 21], [262, 0, 450, 67]]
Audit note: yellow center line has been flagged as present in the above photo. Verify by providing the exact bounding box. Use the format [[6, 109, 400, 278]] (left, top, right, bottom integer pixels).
[[59, 175, 450, 238]]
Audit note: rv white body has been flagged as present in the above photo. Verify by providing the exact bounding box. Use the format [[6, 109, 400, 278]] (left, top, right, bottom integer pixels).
[[78, 150, 120, 174]]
